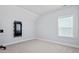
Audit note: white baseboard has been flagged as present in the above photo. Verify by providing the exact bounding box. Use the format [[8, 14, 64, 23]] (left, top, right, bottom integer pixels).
[[3, 37, 79, 48], [4, 37, 35, 46], [37, 37, 79, 48]]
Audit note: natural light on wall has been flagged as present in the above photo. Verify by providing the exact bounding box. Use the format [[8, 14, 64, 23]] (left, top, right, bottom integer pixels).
[[58, 16, 73, 37]]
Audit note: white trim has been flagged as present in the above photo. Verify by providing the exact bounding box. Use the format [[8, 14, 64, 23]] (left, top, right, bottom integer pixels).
[[3, 37, 79, 48], [4, 37, 35, 46], [37, 37, 79, 48]]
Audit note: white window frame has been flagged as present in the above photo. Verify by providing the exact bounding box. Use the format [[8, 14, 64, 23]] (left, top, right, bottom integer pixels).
[[58, 16, 74, 37]]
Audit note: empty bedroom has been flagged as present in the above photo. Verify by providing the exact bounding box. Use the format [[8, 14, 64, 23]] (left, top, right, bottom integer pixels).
[[0, 5, 79, 53]]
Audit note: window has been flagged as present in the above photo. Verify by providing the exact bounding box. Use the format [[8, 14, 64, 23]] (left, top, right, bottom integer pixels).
[[58, 16, 73, 37]]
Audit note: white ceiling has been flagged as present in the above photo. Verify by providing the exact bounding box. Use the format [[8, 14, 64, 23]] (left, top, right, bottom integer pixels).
[[17, 5, 64, 15]]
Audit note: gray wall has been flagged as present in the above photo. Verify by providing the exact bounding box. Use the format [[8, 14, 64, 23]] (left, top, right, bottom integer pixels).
[[0, 6, 38, 45], [0, 5, 79, 47], [37, 6, 79, 46]]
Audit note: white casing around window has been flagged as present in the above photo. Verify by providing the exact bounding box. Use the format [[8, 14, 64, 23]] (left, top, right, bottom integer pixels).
[[58, 16, 73, 37]]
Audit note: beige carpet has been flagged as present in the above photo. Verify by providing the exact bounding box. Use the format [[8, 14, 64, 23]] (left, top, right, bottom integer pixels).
[[0, 39, 79, 53]]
